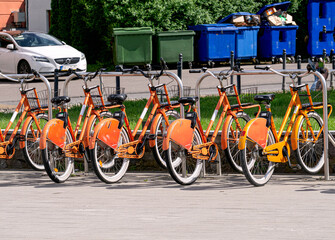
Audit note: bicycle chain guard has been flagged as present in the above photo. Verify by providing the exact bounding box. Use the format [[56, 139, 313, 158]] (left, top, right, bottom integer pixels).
[[191, 142, 218, 161], [64, 140, 84, 159], [117, 140, 145, 159], [264, 141, 290, 163], [0, 141, 15, 159]]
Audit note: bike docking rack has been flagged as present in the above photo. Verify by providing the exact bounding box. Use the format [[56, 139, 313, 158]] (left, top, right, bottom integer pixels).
[[0, 72, 53, 120], [195, 68, 333, 180], [62, 70, 184, 172]]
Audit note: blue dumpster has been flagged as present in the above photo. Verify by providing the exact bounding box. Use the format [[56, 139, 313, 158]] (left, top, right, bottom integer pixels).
[[307, 0, 335, 30], [188, 24, 237, 63], [218, 12, 260, 60], [257, 1, 299, 60], [307, 0, 335, 57]]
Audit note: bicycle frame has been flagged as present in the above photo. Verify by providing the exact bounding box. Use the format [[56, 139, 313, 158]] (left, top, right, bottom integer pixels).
[[40, 85, 118, 158], [239, 84, 332, 163], [89, 83, 180, 159], [163, 84, 260, 161], [0, 88, 45, 159]]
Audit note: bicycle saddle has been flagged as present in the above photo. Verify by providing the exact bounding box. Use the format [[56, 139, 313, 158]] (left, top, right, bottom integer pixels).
[[107, 94, 127, 105], [254, 94, 275, 103], [51, 96, 71, 105], [178, 97, 199, 105]]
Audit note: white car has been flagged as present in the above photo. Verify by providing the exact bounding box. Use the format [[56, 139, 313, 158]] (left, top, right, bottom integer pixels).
[[0, 31, 87, 75]]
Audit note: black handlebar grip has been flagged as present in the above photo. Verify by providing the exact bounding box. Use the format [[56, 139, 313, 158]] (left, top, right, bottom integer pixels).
[[31, 69, 39, 77], [189, 70, 201, 73], [254, 65, 270, 70]]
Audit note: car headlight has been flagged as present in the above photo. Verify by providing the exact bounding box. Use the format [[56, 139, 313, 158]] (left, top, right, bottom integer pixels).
[[81, 53, 86, 61], [32, 56, 50, 62]]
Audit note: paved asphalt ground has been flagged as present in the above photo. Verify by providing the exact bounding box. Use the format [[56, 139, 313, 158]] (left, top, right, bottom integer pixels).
[[0, 63, 334, 239], [0, 170, 335, 240]]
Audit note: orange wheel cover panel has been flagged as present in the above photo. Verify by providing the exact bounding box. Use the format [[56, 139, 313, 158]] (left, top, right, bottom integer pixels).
[[90, 118, 121, 150], [290, 114, 304, 151], [19, 116, 33, 149], [149, 113, 162, 148], [39, 119, 66, 149], [163, 119, 194, 151], [239, 118, 268, 150], [221, 115, 233, 150]]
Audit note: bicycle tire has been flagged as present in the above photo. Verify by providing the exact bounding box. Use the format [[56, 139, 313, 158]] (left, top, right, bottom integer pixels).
[[294, 111, 324, 174], [223, 112, 250, 173], [91, 126, 130, 184], [241, 129, 276, 187], [22, 113, 48, 171], [86, 111, 113, 162], [151, 110, 180, 169], [165, 128, 203, 185], [42, 128, 74, 183]]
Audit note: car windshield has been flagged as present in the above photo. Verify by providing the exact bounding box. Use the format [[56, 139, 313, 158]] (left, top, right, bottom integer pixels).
[[13, 32, 63, 47]]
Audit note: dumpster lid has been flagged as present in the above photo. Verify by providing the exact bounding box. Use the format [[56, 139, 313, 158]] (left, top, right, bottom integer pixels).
[[257, 1, 291, 15], [113, 27, 153, 36], [218, 12, 255, 23], [188, 24, 237, 31], [156, 30, 195, 37]]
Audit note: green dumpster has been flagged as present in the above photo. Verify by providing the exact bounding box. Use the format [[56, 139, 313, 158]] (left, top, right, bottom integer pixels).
[[155, 30, 195, 64], [112, 27, 153, 65]]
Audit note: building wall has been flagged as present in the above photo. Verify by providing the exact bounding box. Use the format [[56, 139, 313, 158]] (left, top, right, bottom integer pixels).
[[0, 0, 25, 30], [27, 0, 51, 33]]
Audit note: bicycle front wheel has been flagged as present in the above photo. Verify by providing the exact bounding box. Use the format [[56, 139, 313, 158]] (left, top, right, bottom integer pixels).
[[224, 112, 250, 173], [22, 113, 48, 171], [152, 110, 180, 169], [241, 130, 276, 187], [165, 128, 203, 185], [91, 127, 130, 184], [294, 112, 324, 174], [42, 128, 74, 183]]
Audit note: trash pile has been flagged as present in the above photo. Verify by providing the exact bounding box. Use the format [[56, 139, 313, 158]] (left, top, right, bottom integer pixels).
[[260, 6, 297, 26], [229, 14, 260, 26]]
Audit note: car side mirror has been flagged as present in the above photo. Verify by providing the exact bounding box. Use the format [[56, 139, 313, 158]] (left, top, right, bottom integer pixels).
[[61, 41, 66, 45], [6, 44, 15, 50]]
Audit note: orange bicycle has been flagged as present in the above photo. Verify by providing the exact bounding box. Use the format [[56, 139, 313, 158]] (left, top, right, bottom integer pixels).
[[40, 69, 115, 183], [89, 64, 181, 183], [239, 66, 333, 186], [162, 68, 261, 185], [0, 71, 51, 170]]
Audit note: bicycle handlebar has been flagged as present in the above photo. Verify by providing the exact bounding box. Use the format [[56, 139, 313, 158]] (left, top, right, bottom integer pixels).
[[116, 58, 167, 80], [0, 71, 36, 82]]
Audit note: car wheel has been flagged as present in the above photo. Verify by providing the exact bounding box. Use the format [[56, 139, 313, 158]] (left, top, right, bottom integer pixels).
[[18, 60, 32, 74]]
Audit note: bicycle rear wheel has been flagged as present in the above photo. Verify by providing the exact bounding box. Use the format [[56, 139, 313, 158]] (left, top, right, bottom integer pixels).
[[224, 112, 250, 173], [151, 110, 180, 169], [165, 128, 203, 185], [22, 113, 48, 171], [42, 128, 74, 183], [241, 130, 276, 187], [294, 112, 324, 174], [91, 127, 130, 184]]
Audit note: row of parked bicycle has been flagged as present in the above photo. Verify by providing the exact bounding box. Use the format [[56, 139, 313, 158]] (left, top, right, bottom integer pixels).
[[0, 60, 332, 187]]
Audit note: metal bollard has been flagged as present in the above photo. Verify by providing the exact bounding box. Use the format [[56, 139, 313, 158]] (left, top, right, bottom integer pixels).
[[332, 55, 335, 89], [236, 61, 241, 94], [323, 49, 327, 62], [230, 51, 234, 87], [297, 55, 302, 85], [282, 49, 286, 92], [54, 69, 59, 98], [177, 53, 183, 80]]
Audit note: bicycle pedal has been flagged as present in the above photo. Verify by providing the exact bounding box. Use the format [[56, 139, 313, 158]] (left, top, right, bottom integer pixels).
[[290, 164, 301, 171], [148, 134, 156, 140]]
